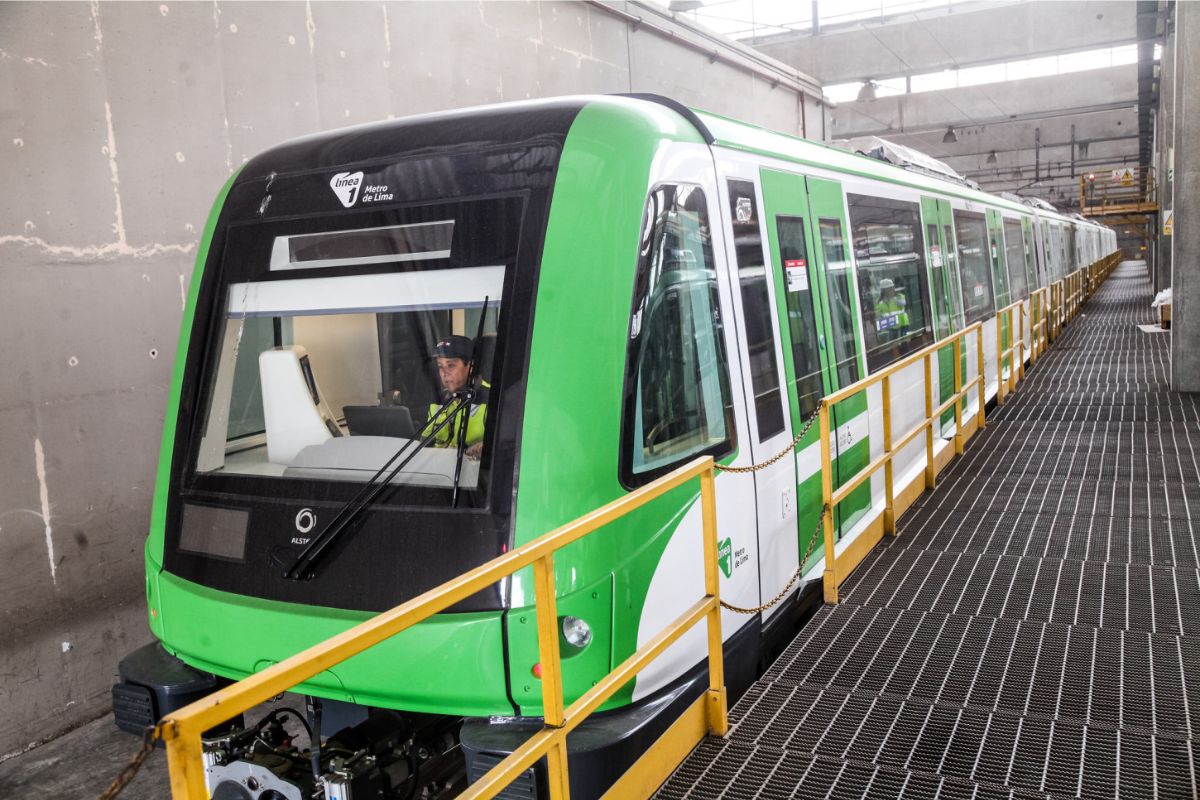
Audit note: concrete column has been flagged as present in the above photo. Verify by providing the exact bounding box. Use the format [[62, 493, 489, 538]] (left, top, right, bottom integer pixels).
[[1172, 0, 1200, 391], [1156, 24, 1174, 291]]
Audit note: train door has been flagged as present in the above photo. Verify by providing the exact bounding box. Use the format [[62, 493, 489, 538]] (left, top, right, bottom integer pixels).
[[716, 175, 800, 623], [807, 177, 870, 536], [1001, 215, 1032, 362], [1031, 216, 1049, 287], [1021, 216, 1041, 289], [985, 209, 1013, 381], [757, 168, 869, 574], [921, 196, 964, 436]]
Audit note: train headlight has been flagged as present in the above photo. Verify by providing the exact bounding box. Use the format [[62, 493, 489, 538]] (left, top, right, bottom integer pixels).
[[560, 616, 593, 650]]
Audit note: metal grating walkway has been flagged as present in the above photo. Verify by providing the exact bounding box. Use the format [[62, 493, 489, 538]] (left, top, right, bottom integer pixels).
[[659, 263, 1200, 799]]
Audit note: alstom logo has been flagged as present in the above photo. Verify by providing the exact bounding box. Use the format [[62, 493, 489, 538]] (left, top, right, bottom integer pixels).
[[329, 171, 364, 207]]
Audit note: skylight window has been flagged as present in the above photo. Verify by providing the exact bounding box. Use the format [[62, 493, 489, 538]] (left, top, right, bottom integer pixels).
[[647, 0, 976, 41], [825, 43, 1156, 102]]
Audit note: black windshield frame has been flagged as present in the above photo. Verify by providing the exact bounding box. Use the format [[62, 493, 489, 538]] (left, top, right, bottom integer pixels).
[[183, 195, 523, 509]]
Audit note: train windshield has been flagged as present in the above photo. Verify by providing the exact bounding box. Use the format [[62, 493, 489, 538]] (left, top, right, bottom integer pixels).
[[193, 204, 516, 497]]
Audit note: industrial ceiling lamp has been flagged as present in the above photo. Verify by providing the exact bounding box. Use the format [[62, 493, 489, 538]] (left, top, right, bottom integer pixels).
[[942, 126, 958, 143], [857, 80, 878, 102], [987, 150, 998, 164]]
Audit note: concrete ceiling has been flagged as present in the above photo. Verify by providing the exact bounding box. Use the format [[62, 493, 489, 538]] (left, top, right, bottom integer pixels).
[[744, 0, 1154, 207]]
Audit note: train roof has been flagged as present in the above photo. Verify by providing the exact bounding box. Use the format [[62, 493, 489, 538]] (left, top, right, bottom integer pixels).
[[690, 105, 1106, 230], [235, 93, 1109, 233], [238, 97, 595, 182]]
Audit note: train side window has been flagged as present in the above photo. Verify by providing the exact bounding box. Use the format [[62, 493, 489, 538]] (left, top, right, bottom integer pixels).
[[990, 227, 1010, 308], [818, 218, 861, 387], [727, 179, 785, 441], [847, 194, 934, 372], [1002, 219, 1029, 300], [1043, 225, 1053, 278], [942, 222, 964, 328], [925, 221, 953, 337], [953, 210, 995, 324], [620, 184, 735, 486], [774, 216, 824, 418], [1025, 226, 1038, 288]]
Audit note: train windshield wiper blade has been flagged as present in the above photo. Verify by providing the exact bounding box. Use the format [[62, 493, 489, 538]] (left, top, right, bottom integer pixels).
[[450, 297, 490, 507], [283, 391, 472, 580]]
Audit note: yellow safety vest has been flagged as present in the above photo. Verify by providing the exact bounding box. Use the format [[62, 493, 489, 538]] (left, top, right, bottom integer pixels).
[[875, 297, 909, 332], [424, 399, 487, 448]]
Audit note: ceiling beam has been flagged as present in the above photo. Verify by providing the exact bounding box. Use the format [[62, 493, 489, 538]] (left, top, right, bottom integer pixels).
[[837, 100, 1137, 139]]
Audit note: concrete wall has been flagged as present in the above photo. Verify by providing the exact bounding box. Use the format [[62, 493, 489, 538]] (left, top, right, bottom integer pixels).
[[1155, 14, 1175, 292], [1171, 1, 1199, 392], [0, 1, 823, 758]]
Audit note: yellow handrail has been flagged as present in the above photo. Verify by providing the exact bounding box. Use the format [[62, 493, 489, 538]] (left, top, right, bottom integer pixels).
[[818, 322, 985, 602], [158, 456, 727, 800], [817, 252, 1119, 602]]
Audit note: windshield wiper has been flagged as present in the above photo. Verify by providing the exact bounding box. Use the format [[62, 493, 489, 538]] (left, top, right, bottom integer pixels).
[[283, 389, 474, 580], [450, 298, 490, 507], [284, 298, 492, 580]]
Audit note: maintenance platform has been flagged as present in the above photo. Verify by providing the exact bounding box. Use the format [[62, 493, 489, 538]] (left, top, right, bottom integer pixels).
[[658, 261, 1199, 799]]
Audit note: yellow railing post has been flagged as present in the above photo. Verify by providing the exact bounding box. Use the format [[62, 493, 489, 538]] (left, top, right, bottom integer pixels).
[[1017, 303, 1025, 384], [163, 720, 207, 799], [882, 374, 895, 535], [1050, 282, 1057, 340], [1059, 281, 1065, 332], [923, 353, 935, 489], [953, 337, 964, 456], [1031, 293, 1040, 363], [1040, 289, 1047, 352], [1056, 282, 1061, 335], [532, 555, 569, 799], [976, 327, 986, 429], [995, 309, 1005, 405], [1015, 302, 1021, 383], [819, 402, 837, 603], [699, 467, 727, 737], [1038, 290, 1042, 353]]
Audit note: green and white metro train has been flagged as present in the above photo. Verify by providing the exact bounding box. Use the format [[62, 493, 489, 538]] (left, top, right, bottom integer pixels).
[[112, 95, 1118, 799]]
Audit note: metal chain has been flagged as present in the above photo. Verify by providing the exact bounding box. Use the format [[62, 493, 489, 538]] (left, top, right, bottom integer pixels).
[[709, 405, 829, 614], [98, 724, 161, 800], [720, 505, 826, 614], [715, 404, 822, 474]]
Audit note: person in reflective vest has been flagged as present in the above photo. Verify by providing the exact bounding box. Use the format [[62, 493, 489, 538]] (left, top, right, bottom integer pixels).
[[874, 278, 909, 340], [424, 335, 487, 458]]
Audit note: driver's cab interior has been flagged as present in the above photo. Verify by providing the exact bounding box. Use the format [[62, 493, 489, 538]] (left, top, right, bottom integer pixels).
[[195, 219, 501, 490]]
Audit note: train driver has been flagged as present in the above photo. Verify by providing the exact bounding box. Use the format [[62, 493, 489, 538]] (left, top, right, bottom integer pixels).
[[423, 335, 487, 458], [873, 278, 909, 341]]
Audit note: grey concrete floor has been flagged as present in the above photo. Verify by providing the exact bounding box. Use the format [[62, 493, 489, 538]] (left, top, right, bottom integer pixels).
[[0, 713, 171, 799]]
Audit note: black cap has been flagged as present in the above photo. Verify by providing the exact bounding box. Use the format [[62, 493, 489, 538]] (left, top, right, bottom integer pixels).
[[434, 335, 474, 361]]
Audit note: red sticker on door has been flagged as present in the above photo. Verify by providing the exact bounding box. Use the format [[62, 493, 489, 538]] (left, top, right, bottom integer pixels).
[[784, 259, 807, 268]]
